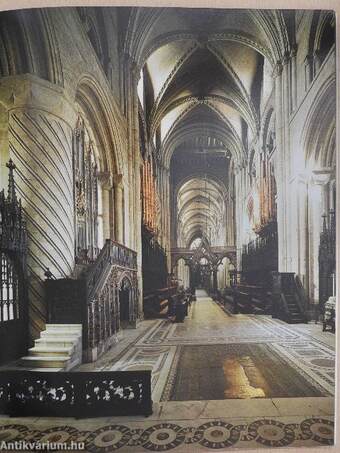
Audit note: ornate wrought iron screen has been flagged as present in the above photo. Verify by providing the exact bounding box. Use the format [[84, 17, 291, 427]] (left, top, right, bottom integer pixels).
[[0, 252, 19, 322], [0, 370, 152, 417], [0, 160, 28, 364]]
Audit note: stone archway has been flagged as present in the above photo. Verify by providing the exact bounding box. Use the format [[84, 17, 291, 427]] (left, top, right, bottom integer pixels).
[[119, 276, 132, 328]]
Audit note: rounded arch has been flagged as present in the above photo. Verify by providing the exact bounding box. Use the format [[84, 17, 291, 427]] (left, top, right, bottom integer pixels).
[[172, 254, 190, 268], [301, 74, 336, 168], [163, 121, 243, 169], [175, 176, 227, 248], [313, 11, 335, 64], [136, 29, 275, 70], [75, 74, 126, 176], [175, 256, 190, 288], [0, 9, 63, 85], [151, 94, 257, 141], [262, 106, 275, 148], [118, 274, 133, 326], [174, 172, 228, 200]]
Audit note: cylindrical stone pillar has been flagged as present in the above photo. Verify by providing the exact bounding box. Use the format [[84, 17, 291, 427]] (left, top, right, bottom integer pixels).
[[2, 75, 76, 339]]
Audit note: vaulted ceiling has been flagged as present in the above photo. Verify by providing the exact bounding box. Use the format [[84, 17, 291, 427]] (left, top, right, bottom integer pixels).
[[126, 7, 292, 246]]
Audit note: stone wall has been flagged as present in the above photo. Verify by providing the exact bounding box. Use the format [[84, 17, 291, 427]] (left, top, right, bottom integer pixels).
[[0, 8, 138, 340]]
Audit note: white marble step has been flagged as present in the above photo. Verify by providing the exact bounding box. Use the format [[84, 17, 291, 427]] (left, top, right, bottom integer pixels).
[[20, 356, 71, 368], [35, 337, 77, 348], [45, 324, 82, 332], [19, 324, 82, 371], [40, 330, 81, 338], [28, 346, 73, 357]]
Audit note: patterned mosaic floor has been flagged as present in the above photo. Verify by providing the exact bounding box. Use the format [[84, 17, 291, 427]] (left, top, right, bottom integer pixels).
[[163, 344, 326, 401], [0, 291, 335, 451], [0, 415, 334, 451], [106, 293, 335, 401]]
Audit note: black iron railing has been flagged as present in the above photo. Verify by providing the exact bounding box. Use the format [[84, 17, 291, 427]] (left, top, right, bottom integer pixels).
[[0, 370, 152, 417], [87, 239, 137, 300]]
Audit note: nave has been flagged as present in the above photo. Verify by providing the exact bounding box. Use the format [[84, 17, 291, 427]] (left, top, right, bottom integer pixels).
[[79, 290, 335, 401], [1, 291, 332, 452], [0, 5, 337, 452]]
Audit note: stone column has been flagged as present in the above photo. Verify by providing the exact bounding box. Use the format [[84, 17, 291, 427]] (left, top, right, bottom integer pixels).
[[290, 45, 297, 111], [0, 75, 76, 339], [226, 194, 232, 246], [296, 175, 308, 289], [274, 59, 291, 272], [308, 170, 332, 305], [158, 164, 165, 247], [212, 267, 218, 292], [163, 166, 172, 268], [313, 50, 321, 74], [97, 172, 113, 241], [283, 54, 293, 270], [234, 164, 243, 270], [113, 174, 124, 244], [126, 55, 144, 318], [304, 54, 313, 90]]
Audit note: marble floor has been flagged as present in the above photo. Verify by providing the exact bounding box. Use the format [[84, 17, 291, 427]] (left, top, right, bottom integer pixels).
[[0, 291, 335, 451]]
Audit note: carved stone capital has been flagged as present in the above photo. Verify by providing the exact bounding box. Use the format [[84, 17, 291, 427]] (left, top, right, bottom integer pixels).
[[312, 169, 334, 186], [282, 52, 291, 65], [272, 61, 283, 78], [290, 44, 298, 58], [304, 53, 314, 66], [97, 171, 113, 190], [113, 173, 124, 189]]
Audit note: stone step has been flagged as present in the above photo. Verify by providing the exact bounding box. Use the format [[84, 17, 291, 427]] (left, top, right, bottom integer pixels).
[[20, 356, 71, 368], [46, 324, 82, 331], [28, 346, 73, 357], [20, 324, 82, 371], [290, 313, 302, 320], [40, 330, 81, 338], [35, 338, 77, 347]]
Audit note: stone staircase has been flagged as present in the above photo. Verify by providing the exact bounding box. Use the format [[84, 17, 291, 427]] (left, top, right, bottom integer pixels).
[[20, 324, 82, 371], [285, 294, 306, 323]]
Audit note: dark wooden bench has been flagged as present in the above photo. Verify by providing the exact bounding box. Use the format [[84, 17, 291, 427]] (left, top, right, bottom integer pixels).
[[143, 286, 177, 318], [231, 284, 270, 315]]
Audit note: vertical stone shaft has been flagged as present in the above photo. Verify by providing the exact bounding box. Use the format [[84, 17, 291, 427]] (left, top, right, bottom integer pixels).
[[6, 79, 75, 339]]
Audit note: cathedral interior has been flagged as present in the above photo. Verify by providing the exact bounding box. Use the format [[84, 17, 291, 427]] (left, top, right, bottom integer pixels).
[[0, 6, 337, 452]]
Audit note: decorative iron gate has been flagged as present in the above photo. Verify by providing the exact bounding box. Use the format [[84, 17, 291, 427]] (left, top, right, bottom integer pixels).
[[0, 160, 28, 365]]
